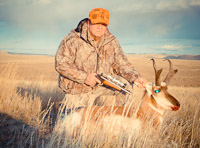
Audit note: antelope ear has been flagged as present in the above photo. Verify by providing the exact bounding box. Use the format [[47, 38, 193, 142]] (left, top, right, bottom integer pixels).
[[146, 82, 153, 97]]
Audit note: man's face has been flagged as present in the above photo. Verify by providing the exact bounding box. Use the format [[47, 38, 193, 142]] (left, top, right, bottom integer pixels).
[[88, 21, 107, 39]]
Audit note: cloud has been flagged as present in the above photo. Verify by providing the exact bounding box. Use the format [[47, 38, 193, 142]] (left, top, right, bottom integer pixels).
[[0, 0, 91, 31], [152, 25, 170, 36], [190, 0, 200, 6], [0, 0, 52, 5], [111, 0, 198, 13], [160, 44, 183, 51], [0, 0, 199, 53], [1, 0, 198, 32], [37, 0, 52, 5], [156, 1, 188, 11]]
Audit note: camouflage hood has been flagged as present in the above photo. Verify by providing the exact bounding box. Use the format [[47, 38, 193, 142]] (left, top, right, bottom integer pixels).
[[74, 18, 115, 48], [55, 18, 140, 94]]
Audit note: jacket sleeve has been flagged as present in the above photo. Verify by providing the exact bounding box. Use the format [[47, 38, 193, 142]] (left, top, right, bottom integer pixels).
[[55, 35, 88, 84], [112, 39, 141, 83]]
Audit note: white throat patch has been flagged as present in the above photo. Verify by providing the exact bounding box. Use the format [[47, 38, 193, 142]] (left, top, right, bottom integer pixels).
[[148, 102, 164, 116], [145, 82, 153, 98]]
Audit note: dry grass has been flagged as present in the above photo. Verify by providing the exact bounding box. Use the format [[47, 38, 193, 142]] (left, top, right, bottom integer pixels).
[[0, 53, 200, 148]]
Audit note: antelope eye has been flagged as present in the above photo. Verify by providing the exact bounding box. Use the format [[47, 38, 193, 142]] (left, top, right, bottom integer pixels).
[[155, 90, 159, 93]]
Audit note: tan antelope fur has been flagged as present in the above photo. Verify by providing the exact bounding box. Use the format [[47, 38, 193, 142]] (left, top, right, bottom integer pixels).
[[57, 59, 180, 136]]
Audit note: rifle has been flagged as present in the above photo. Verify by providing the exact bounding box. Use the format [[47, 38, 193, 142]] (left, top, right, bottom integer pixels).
[[95, 73, 131, 95]]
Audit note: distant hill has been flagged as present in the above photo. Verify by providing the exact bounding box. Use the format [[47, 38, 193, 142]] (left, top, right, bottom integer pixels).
[[1, 51, 200, 60], [0, 51, 8, 54], [126, 54, 167, 59], [126, 54, 200, 60], [164, 55, 200, 60]]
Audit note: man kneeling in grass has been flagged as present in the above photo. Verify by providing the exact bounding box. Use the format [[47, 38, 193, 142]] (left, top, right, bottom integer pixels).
[[55, 8, 148, 107]]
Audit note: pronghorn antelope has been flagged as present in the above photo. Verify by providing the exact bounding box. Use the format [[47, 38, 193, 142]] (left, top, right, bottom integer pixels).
[[57, 59, 180, 136]]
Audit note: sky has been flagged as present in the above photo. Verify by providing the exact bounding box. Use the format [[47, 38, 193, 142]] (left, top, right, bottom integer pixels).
[[0, 0, 200, 55]]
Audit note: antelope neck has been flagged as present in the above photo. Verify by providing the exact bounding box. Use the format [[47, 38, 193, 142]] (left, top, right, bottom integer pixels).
[[148, 95, 164, 116]]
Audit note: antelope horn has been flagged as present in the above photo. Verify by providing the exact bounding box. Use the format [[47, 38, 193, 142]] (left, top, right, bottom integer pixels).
[[163, 59, 178, 85], [151, 59, 163, 86]]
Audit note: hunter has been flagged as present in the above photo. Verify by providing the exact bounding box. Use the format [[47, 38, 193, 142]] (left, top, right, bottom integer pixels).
[[55, 8, 148, 107]]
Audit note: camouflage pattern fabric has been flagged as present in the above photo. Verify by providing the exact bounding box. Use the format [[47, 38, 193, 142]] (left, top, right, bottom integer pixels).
[[64, 85, 131, 107], [55, 18, 140, 95]]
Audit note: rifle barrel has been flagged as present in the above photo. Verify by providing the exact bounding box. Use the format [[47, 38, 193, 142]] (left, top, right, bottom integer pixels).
[[96, 74, 131, 95]]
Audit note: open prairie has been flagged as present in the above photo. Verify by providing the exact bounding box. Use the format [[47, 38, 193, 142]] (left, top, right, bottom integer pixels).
[[0, 53, 200, 148]]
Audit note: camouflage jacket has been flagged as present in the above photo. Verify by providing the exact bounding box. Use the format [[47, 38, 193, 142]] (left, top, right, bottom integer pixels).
[[55, 18, 140, 94]]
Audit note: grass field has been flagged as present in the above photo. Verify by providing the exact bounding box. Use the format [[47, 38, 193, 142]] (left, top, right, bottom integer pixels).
[[0, 53, 200, 148]]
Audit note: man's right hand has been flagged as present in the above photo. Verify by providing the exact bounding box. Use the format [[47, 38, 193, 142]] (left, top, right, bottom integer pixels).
[[85, 73, 101, 87]]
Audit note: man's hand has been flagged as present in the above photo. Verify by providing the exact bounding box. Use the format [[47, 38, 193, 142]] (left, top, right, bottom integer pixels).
[[85, 73, 101, 87], [134, 76, 148, 88]]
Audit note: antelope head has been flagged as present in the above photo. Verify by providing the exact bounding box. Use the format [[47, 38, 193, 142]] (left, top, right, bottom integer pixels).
[[146, 59, 180, 111]]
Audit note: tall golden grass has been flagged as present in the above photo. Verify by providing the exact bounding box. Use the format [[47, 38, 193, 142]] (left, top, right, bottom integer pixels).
[[0, 54, 200, 147]]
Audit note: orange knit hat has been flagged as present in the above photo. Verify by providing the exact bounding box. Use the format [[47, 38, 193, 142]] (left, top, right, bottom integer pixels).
[[89, 8, 110, 26]]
